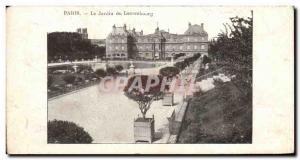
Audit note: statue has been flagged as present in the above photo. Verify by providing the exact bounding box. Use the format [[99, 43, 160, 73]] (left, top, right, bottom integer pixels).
[[72, 65, 79, 73]]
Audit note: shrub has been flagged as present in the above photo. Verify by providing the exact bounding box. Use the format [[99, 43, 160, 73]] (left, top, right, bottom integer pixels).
[[95, 69, 107, 78], [159, 66, 180, 78], [213, 78, 224, 87], [106, 67, 117, 76], [63, 75, 76, 84], [115, 65, 124, 72], [48, 120, 93, 143], [75, 77, 84, 84], [77, 65, 93, 73]]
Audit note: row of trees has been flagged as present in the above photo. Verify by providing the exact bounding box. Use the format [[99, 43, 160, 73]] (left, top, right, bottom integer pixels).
[[173, 53, 185, 60], [208, 14, 253, 85], [47, 32, 105, 62], [174, 53, 201, 71]]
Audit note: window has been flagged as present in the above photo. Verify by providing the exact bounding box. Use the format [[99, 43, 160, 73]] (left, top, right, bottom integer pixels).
[[202, 37, 205, 41], [115, 46, 119, 50], [194, 45, 197, 49], [187, 45, 190, 50], [201, 45, 205, 49], [180, 46, 183, 50], [121, 46, 125, 51]]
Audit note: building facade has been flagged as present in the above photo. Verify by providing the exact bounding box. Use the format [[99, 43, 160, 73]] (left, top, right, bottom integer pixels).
[[106, 23, 208, 60]]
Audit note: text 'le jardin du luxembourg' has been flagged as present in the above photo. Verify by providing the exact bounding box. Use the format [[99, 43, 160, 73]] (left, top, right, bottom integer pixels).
[[64, 10, 154, 17]]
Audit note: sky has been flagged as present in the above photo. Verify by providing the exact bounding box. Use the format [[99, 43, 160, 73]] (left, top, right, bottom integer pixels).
[[46, 6, 253, 40]]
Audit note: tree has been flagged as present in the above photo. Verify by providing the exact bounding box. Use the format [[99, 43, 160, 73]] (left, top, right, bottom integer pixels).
[[159, 66, 180, 78], [208, 14, 253, 85], [47, 32, 96, 61], [63, 75, 76, 84], [95, 69, 107, 78], [124, 75, 163, 119], [174, 61, 186, 71], [173, 53, 185, 60], [174, 53, 200, 70], [106, 67, 117, 76], [115, 65, 124, 72], [91, 45, 106, 59], [202, 55, 211, 65], [48, 119, 93, 143]]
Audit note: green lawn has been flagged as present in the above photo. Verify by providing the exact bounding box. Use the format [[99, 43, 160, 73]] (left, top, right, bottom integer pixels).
[[178, 81, 252, 143]]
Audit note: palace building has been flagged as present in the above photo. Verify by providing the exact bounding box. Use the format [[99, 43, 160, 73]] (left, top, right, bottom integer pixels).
[[105, 23, 209, 60]]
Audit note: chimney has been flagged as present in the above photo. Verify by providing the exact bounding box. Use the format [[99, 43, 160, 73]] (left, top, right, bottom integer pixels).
[[77, 28, 81, 33], [188, 22, 191, 27], [156, 26, 159, 33], [123, 24, 127, 30], [201, 23, 204, 30], [133, 27, 135, 33], [141, 30, 143, 35], [113, 24, 116, 29], [82, 28, 87, 34]]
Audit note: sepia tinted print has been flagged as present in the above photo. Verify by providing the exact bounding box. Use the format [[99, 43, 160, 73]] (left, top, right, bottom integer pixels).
[[47, 7, 252, 144]]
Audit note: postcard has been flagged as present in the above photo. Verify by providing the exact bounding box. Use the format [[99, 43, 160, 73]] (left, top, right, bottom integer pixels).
[[6, 6, 294, 154]]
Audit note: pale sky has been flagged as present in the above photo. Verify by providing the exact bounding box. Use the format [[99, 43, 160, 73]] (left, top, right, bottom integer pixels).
[[45, 6, 253, 40]]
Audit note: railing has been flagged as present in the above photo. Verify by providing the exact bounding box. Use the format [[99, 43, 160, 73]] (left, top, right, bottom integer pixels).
[[48, 59, 171, 65]]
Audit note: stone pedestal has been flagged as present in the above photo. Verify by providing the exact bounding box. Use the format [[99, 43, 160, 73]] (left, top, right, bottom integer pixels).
[[134, 116, 155, 143], [128, 61, 135, 76]]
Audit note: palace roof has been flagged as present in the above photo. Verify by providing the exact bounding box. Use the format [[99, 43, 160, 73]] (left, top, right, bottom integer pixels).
[[184, 24, 208, 36]]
